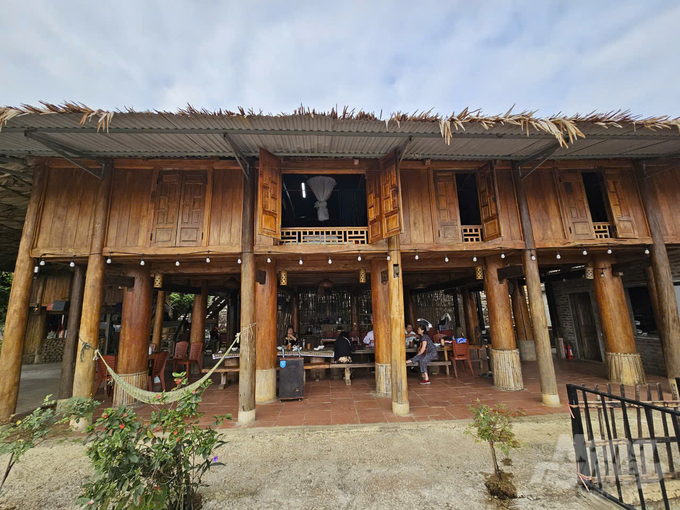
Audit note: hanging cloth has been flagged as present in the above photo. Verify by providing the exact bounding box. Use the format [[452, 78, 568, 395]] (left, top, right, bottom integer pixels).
[[307, 176, 337, 222]]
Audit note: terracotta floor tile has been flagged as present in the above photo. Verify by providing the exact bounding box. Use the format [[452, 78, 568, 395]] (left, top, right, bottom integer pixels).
[[275, 415, 305, 426]]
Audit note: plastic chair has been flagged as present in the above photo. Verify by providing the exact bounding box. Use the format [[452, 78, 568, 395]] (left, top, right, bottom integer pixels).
[[449, 341, 474, 378], [172, 341, 189, 371], [174, 343, 203, 379], [148, 351, 169, 391], [94, 355, 117, 396]]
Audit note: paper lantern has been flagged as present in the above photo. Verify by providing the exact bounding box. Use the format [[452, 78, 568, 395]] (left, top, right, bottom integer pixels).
[[359, 268, 367, 284], [154, 273, 164, 289], [585, 266, 594, 280], [279, 270, 288, 286], [475, 266, 484, 280]]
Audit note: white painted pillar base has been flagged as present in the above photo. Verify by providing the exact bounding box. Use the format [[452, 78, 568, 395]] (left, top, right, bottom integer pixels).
[[238, 408, 256, 425], [392, 401, 410, 416], [375, 363, 391, 396], [606, 352, 645, 386], [490, 348, 524, 391]]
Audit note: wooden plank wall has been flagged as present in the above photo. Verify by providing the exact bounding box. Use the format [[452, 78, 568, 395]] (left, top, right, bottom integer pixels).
[[29, 274, 71, 307], [33, 167, 99, 255], [399, 169, 436, 245], [208, 169, 243, 247], [650, 168, 680, 242], [495, 169, 523, 241], [105, 167, 155, 249], [525, 168, 568, 242]]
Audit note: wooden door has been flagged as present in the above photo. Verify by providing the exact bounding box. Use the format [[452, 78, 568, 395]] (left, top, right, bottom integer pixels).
[[570, 292, 602, 361], [366, 170, 383, 243], [434, 171, 461, 241], [559, 171, 595, 240], [258, 148, 282, 238], [477, 164, 501, 241], [602, 169, 638, 238], [379, 150, 402, 238], [176, 171, 207, 246], [151, 171, 182, 246]]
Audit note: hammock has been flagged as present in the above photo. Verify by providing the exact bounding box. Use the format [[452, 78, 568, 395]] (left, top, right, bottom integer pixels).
[[94, 324, 254, 404]]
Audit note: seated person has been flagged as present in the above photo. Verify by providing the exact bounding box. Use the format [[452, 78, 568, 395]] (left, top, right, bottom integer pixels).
[[405, 323, 418, 347], [282, 325, 299, 349], [406, 325, 438, 385], [333, 329, 355, 364], [362, 329, 375, 349]]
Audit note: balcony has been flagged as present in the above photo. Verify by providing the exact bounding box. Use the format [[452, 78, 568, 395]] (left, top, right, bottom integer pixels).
[[462, 225, 483, 243], [593, 222, 612, 239], [280, 227, 369, 245]]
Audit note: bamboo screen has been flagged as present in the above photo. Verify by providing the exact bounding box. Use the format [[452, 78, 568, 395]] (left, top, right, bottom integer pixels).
[[414, 291, 458, 329]]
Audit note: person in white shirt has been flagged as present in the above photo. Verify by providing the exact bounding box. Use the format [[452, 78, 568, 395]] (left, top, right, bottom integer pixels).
[[405, 323, 418, 347], [363, 330, 374, 348]]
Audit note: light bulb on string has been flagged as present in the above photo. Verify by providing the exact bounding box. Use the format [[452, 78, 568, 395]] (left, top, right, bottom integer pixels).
[[415, 252, 419, 260], [237, 257, 242, 265], [328, 255, 332, 265], [267, 256, 272, 264], [140, 255, 145, 266], [600, 269, 605, 278], [556, 252, 561, 260], [444, 255, 449, 263], [39, 257, 45, 266], [645, 246, 650, 255], [582, 248, 588, 256], [387, 254, 391, 261], [299, 256, 303, 265], [106, 255, 112, 264], [205, 251, 211, 263], [69, 258, 75, 268], [175, 256, 180, 267], [472, 255, 477, 263], [357, 254, 362, 262], [530, 250, 536, 261], [500, 252, 506, 259], [33, 264, 39, 275], [607, 245, 612, 255]]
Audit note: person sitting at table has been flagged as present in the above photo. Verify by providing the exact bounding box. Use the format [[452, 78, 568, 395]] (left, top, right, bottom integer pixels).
[[362, 329, 374, 348], [406, 324, 438, 385], [405, 323, 418, 347], [282, 325, 299, 349], [334, 329, 355, 364]]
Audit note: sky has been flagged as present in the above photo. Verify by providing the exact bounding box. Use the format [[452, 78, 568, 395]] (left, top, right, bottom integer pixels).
[[2, 0, 679, 118]]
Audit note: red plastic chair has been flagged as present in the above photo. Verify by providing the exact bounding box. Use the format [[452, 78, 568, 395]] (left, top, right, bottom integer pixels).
[[94, 355, 117, 396], [448, 341, 474, 378], [172, 341, 189, 371], [148, 351, 169, 391], [174, 343, 203, 379]]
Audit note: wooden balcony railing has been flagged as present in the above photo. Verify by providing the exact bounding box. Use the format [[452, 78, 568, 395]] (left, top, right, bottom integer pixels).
[[593, 222, 612, 239], [462, 225, 483, 243], [280, 227, 369, 245]]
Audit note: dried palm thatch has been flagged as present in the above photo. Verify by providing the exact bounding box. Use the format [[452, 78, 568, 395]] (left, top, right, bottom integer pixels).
[[1, 101, 679, 148]]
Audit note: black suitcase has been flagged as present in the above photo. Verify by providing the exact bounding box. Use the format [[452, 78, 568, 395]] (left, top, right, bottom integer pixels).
[[278, 357, 304, 400]]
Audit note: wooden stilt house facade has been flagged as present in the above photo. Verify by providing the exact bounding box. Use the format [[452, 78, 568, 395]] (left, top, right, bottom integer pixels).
[[0, 105, 680, 422]]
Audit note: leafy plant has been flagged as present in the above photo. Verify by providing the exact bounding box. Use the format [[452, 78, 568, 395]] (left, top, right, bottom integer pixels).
[[0, 395, 98, 494], [465, 400, 522, 481], [80, 372, 230, 509]]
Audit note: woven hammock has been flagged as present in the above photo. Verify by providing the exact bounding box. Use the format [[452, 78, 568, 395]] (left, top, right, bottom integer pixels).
[[95, 325, 254, 404]]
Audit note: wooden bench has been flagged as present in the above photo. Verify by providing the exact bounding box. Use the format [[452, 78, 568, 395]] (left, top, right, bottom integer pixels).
[[329, 363, 374, 385], [203, 362, 331, 389]]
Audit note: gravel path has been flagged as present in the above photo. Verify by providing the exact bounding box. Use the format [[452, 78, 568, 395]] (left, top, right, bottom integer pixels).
[[0, 414, 618, 509]]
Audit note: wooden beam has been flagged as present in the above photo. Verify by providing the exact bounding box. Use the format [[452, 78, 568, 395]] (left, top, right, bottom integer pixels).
[[160, 282, 202, 295], [611, 259, 651, 274], [104, 275, 135, 288], [222, 133, 250, 178], [497, 264, 524, 283], [410, 276, 478, 295]]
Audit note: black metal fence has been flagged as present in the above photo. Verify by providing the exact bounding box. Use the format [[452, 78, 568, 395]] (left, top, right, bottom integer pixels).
[[567, 383, 680, 510]]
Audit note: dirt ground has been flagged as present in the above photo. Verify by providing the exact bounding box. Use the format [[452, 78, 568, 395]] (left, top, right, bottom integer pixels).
[[0, 414, 621, 510]]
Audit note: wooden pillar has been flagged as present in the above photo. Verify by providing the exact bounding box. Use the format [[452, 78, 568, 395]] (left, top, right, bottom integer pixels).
[[512, 163, 559, 405], [643, 266, 665, 361], [592, 254, 645, 385], [226, 292, 237, 343], [0, 166, 45, 421], [462, 287, 479, 344], [255, 262, 277, 403], [511, 281, 536, 361], [388, 237, 409, 416], [291, 293, 299, 334], [112, 265, 153, 407], [58, 265, 86, 400], [151, 290, 166, 351], [635, 162, 680, 398], [190, 281, 208, 344], [371, 258, 391, 395], [72, 165, 113, 401], [404, 288, 417, 327], [24, 309, 47, 363], [452, 290, 462, 335], [238, 172, 257, 424], [484, 255, 524, 391]]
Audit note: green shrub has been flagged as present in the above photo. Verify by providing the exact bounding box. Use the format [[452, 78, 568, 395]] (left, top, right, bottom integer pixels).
[[80, 372, 230, 509]]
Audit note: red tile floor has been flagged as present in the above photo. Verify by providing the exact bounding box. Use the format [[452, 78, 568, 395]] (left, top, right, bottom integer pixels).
[[93, 358, 669, 428]]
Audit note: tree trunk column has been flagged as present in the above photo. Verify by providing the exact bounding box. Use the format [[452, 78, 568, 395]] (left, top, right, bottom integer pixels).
[[113, 265, 153, 407], [238, 173, 257, 425], [151, 290, 166, 352], [511, 281, 537, 361], [635, 162, 680, 398], [190, 281, 208, 344], [72, 165, 113, 401], [592, 254, 645, 385], [462, 287, 479, 343], [0, 166, 45, 421], [371, 258, 391, 395], [388, 237, 409, 416], [484, 255, 524, 391], [58, 265, 86, 400], [256, 262, 277, 404]]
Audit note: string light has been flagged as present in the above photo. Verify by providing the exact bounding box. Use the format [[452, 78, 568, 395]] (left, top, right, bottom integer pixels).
[[357, 254, 362, 261], [267, 256, 272, 263], [600, 269, 605, 278], [299, 256, 303, 265], [472, 255, 477, 263], [33, 264, 39, 275], [175, 256, 180, 267], [237, 256, 242, 264], [39, 257, 45, 266], [69, 257, 75, 268], [556, 252, 561, 260], [328, 255, 332, 265], [582, 248, 588, 256], [444, 255, 449, 263], [500, 252, 506, 259], [106, 254, 112, 264], [205, 251, 211, 263], [644, 246, 650, 255], [387, 254, 391, 261], [140, 255, 145, 266], [607, 244, 612, 255], [530, 250, 536, 261], [415, 252, 419, 260]]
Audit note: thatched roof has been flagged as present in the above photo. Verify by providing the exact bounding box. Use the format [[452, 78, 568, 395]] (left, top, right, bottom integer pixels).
[[2, 102, 680, 149]]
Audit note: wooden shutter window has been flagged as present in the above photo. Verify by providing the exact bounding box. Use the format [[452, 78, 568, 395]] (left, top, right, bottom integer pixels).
[[558, 170, 595, 240], [434, 171, 461, 241], [257, 148, 282, 238], [379, 150, 402, 238], [602, 169, 638, 239], [476, 164, 501, 241], [176, 171, 207, 246], [151, 171, 182, 246], [366, 170, 383, 243]]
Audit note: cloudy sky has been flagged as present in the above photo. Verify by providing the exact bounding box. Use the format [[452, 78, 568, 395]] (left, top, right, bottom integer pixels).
[[2, 1, 679, 117]]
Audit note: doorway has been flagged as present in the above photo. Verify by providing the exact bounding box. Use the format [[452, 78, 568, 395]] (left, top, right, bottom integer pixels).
[[569, 292, 602, 361]]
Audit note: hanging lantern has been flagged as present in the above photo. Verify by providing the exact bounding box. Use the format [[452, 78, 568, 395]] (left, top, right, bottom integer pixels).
[[475, 266, 484, 280], [585, 266, 594, 280], [279, 269, 288, 286], [154, 273, 164, 289], [359, 268, 367, 284]]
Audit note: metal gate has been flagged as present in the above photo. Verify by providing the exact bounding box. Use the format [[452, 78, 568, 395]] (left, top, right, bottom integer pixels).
[[567, 383, 680, 509]]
